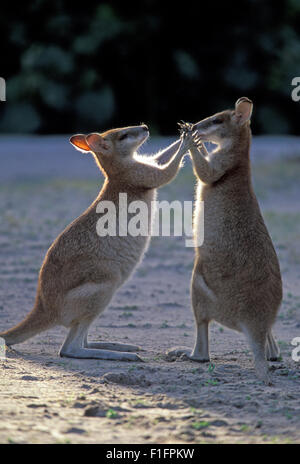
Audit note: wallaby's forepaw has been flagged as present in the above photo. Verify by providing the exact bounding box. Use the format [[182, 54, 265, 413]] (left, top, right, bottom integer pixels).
[[178, 125, 197, 154], [178, 122, 205, 155], [190, 131, 204, 150], [178, 121, 193, 136]]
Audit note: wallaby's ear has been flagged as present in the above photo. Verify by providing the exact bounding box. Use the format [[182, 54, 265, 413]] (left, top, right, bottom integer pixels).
[[69, 134, 91, 153], [235, 97, 253, 125], [85, 133, 109, 153]]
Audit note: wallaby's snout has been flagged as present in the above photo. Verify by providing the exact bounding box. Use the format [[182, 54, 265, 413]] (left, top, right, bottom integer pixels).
[[112, 125, 149, 153], [135, 124, 149, 136], [192, 112, 231, 143], [117, 124, 149, 137], [126, 124, 149, 151], [130, 124, 149, 139], [192, 118, 215, 137]]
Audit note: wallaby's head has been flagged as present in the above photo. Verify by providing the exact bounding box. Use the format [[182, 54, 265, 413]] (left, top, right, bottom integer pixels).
[[70, 124, 149, 172], [193, 97, 253, 145]]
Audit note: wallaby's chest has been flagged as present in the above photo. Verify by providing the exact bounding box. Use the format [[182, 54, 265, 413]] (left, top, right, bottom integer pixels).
[[195, 180, 264, 252], [94, 188, 157, 280]]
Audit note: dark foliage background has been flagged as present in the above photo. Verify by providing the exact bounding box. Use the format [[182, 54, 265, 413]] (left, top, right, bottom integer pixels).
[[1, 0, 300, 135]]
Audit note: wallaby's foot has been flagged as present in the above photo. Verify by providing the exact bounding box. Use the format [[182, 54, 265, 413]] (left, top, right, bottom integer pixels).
[[190, 321, 210, 361], [243, 326, 273, 385], [188, 352, 210, 363], [165, 346, 210, 363], [256, 368, 272, 386], [266, 331, 280, 361], [60, 323, 143, 362], [84, 341, 142, 352], [165, 346, 190, 360], [251, 349, 273, 385], [59, 347, 143, 362]]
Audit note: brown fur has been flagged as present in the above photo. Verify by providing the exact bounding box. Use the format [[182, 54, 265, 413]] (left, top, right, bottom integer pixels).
[[185, 98, 282, 384], [0, 125, 189, 361]]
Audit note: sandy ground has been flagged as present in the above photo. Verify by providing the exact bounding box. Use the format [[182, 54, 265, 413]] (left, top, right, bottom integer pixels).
[[0, 135, 300, 444]]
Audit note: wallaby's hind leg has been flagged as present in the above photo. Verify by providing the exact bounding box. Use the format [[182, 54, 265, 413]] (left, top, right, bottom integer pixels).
[[188, 275, 211, 362], [266, 331, 280, 361], [167, 303, 210, 362], [189, 321, 210, 362], [83, 335, 141, 352], [242, 325, 271, 385], [60, 321, 143, 361]]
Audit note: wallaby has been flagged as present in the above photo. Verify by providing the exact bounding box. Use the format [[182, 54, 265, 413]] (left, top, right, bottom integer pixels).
[[175, 98, 282, 384], [0, 124, 190, 361]]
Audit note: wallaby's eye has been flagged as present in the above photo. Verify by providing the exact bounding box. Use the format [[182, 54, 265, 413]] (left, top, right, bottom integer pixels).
[[119, 133, 128, 141], [213, 118, 223, 125]]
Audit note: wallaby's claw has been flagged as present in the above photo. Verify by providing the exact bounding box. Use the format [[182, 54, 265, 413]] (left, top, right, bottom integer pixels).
[[178, 121, 194, 136], [189, 131, 204, 150], [178, 123, 196, 153]]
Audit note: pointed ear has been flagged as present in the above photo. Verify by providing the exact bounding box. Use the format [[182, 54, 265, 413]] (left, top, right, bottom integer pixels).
[[85, 133, 109, 153], [235, 97, 253, 125], [69, 134, 91, 153]]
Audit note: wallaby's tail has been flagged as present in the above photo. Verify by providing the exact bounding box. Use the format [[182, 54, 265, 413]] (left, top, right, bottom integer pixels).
[[0, 298, 54, 346]]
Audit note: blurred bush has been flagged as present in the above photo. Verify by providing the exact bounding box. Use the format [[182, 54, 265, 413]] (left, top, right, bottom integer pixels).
[[1, 0, 300, 135]]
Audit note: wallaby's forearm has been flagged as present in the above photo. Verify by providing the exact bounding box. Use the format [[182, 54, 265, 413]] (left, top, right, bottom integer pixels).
[[190, 146, 217, 183], [197, 142, 209, 158], [126, 140, 187, 189], [190, 145, 234, 184], [153, 146, 186, 186], [154, 139, 181, 165]]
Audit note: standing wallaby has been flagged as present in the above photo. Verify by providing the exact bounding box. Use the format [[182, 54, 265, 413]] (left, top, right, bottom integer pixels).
[[0, 125, 190, 361], [176, 99, 282, 384]]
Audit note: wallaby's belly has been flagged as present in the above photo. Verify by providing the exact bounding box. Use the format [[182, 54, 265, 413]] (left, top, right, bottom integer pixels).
[[101, 188, 156, 283], [103, 233, 152, 283], [193, 183, 282, 322]]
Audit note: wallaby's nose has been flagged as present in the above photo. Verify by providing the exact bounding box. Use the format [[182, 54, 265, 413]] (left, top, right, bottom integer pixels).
[[141, 124, 149, 131]]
